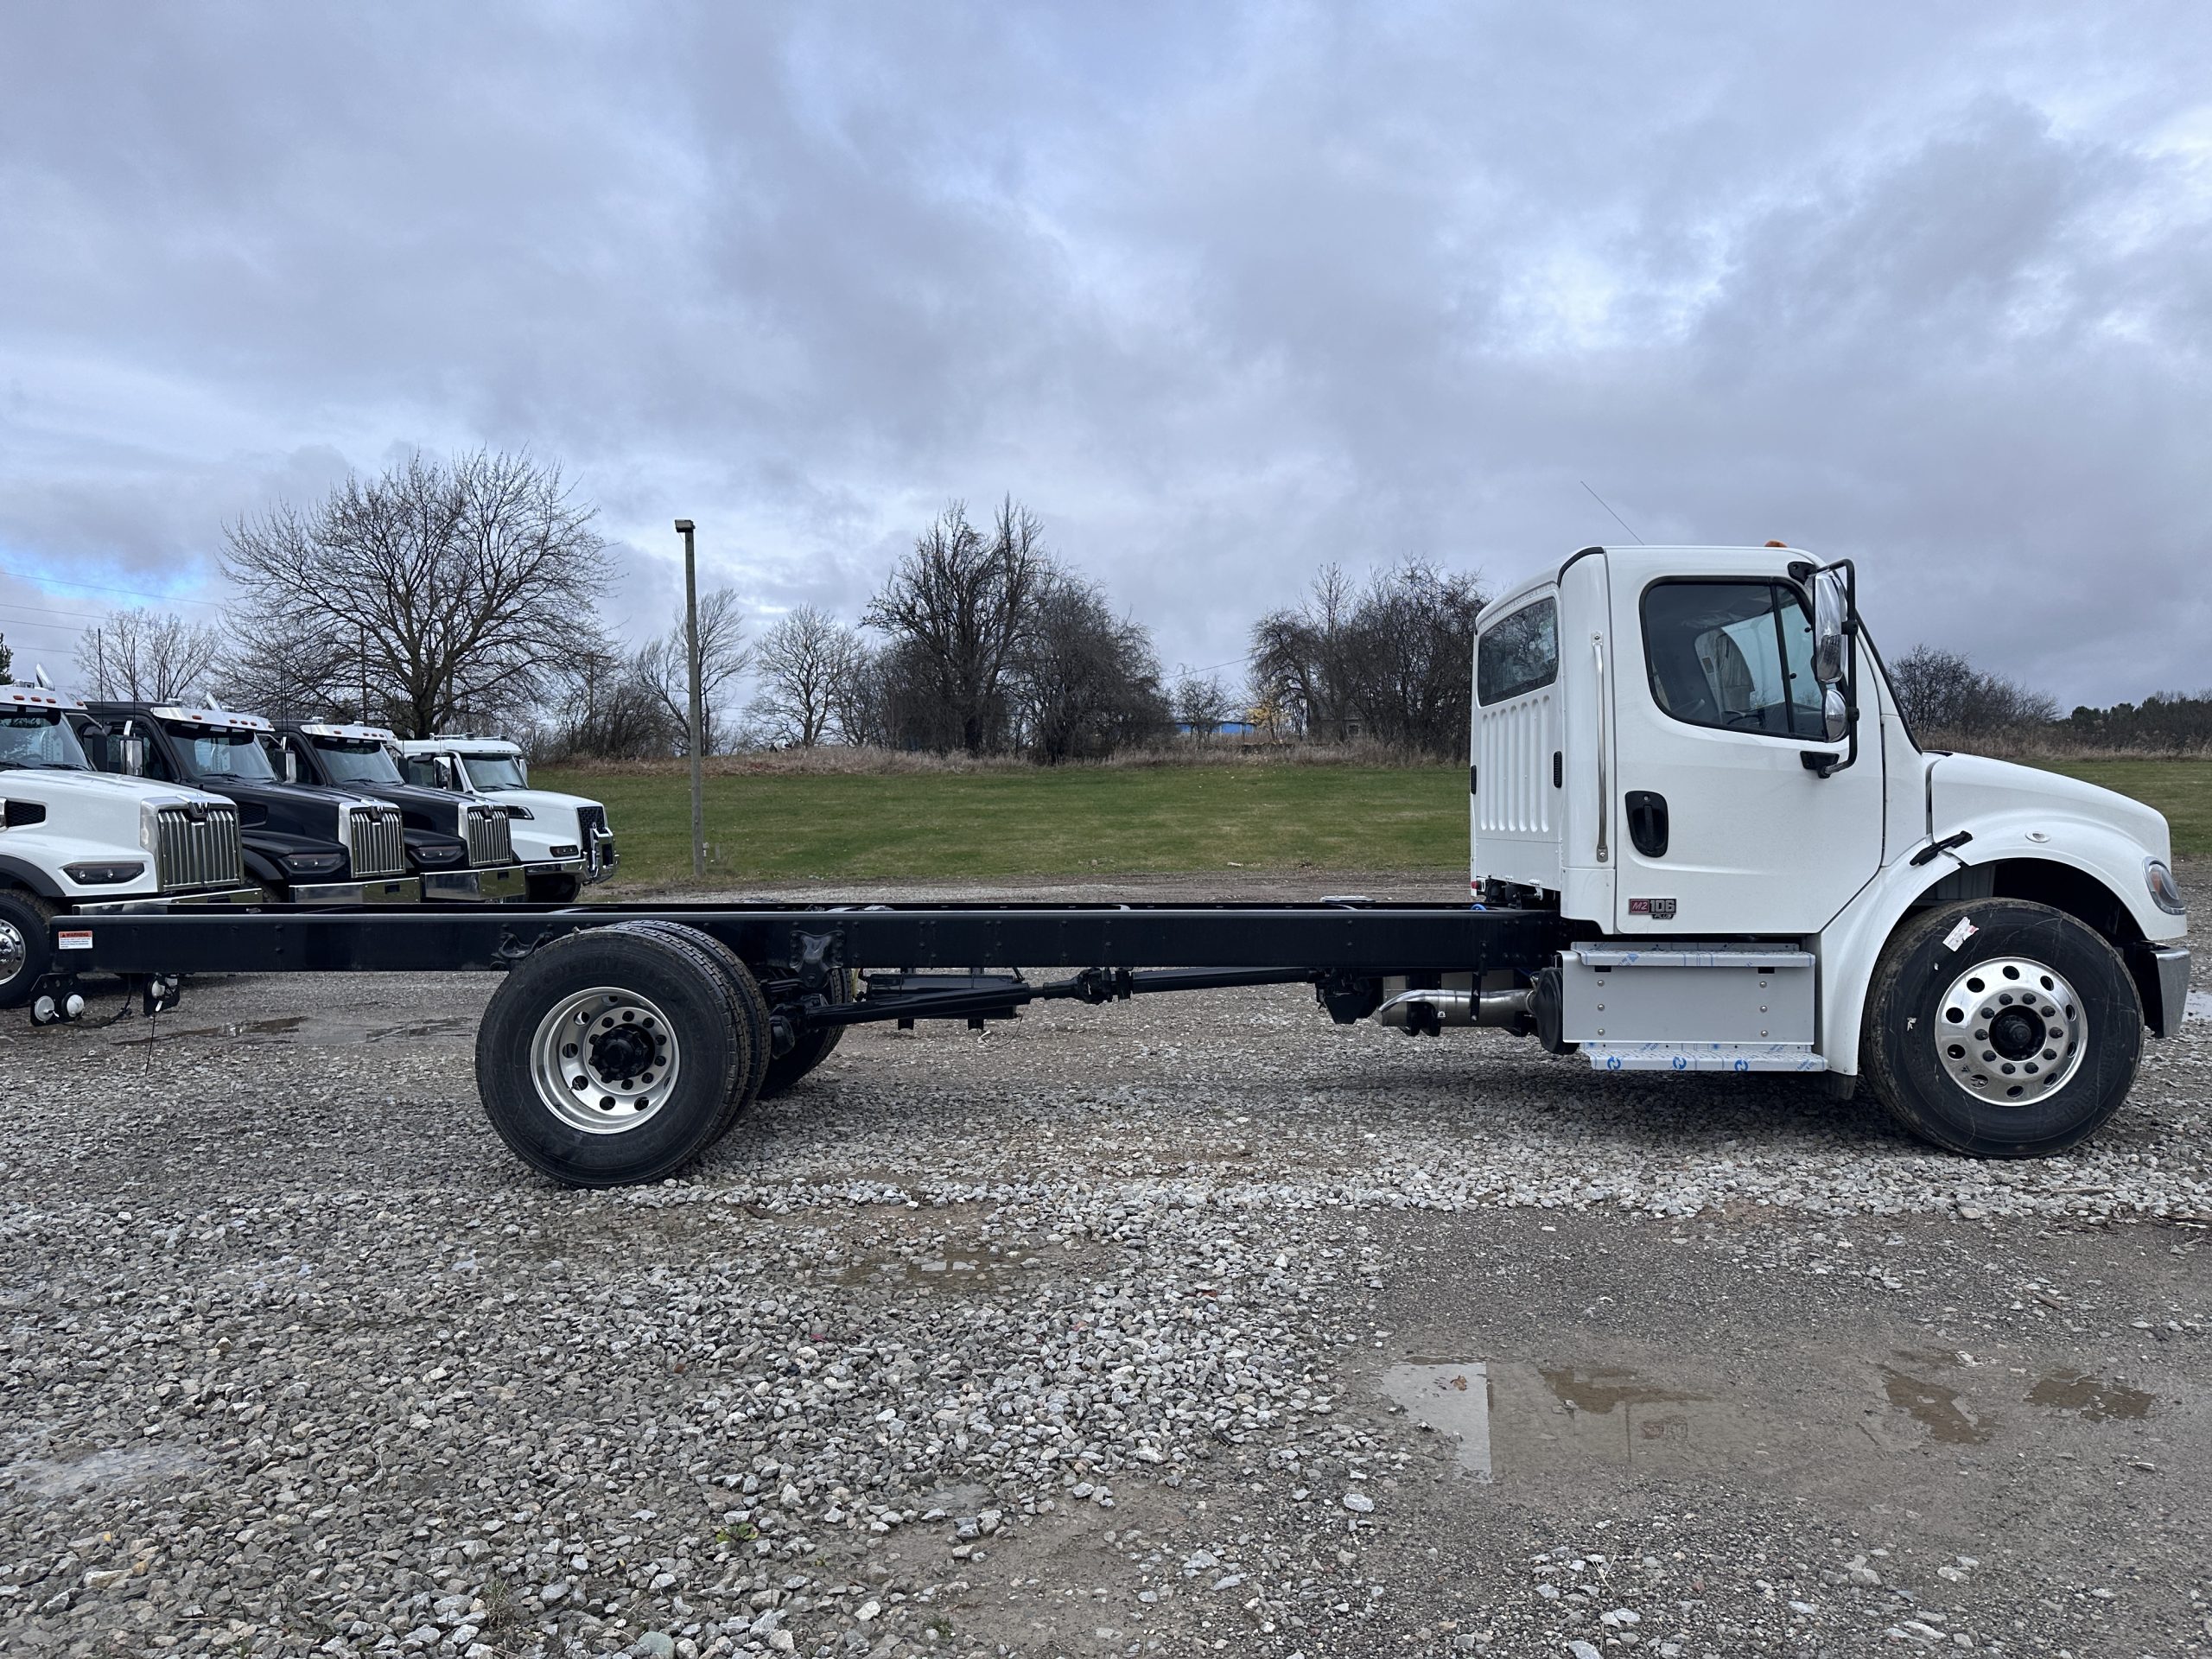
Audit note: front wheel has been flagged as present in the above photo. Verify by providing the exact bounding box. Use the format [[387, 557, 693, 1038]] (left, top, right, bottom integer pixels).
[[1861, 899, 2143, 1158], [0, 890, 58, 1011]]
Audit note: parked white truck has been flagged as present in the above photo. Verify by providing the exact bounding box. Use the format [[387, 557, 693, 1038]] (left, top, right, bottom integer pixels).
[[62, 543, 2190, 1185], [394, 736, 617, 901], [0, 682, 257, 1010]]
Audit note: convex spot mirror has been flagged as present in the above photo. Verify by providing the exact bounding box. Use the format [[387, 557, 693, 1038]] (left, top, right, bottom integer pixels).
[[1811, 569, 1849, 686], [1822, 684, 1849, 744]]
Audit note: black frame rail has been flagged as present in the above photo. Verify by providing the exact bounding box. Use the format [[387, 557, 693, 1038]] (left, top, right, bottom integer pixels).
[[59, 901, 1555, 980]]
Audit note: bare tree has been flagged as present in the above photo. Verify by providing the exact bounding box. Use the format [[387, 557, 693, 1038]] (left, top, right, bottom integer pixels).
[[1171, 671, 1234, 741], [1012, 573, 1168, 761], [530, 627, 676, 760], [633, 588, 750, 755], [747, 606, 861, 748], [863, 497, 1046, 754], [75, 607, 226, 703], [222, 449, 607, 738], [1249, 565, 1359, 741], [1890, 645, 2059, 743], [1338, 559, 1486, 752]]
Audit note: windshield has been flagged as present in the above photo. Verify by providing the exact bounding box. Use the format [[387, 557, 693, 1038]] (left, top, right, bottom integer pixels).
[[311, 737, 404, 785], [459, 753, 527, 791], [0, 711, 91, 770], [168, 723, 278, 782]]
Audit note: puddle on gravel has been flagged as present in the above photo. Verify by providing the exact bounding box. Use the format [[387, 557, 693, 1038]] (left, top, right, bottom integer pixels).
[[2187, 989, 2212, 1021], [829, 1250, 1016, 1292], [9, 1443, 206, 1496], [1403, 1348, 2159, 1480], [1878, 1365, 1997, 1445], [2026, 1368, 2152, 1421], [1382, 1362, 1494, 1478], [120, 1014, 307, 1044]]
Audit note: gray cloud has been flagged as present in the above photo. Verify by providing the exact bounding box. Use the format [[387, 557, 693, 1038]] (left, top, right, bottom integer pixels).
[[1, 1, 2206, 704]]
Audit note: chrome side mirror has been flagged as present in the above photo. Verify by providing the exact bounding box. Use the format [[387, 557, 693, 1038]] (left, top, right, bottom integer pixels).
[[122, 732, 147, 778], [1811, 569, 1848, 685], [1822, 684, 1849, 744], [281, 747, 298, 784]]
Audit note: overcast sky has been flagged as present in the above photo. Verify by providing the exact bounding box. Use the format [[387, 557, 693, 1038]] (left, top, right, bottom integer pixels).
[[2, 2, 2207, 707]]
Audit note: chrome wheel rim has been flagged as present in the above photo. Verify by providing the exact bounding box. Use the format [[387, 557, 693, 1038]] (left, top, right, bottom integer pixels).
[[1934, 956, 2086, 1105], [529, 986, 681, 1135], [0, 920, 24, 986]]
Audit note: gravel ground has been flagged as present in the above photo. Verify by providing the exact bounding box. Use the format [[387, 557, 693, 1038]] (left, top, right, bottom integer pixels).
[[3, 868, 2207, 1659]]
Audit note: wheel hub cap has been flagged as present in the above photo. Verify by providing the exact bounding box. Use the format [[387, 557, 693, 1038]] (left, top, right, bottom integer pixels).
[[1934, 955, 2087, 1106], [528, 987, 681, 1135], [0, 921, 24, 986]]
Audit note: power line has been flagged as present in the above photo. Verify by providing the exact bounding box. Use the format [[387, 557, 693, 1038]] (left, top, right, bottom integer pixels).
[[0, 561, 231, 611]]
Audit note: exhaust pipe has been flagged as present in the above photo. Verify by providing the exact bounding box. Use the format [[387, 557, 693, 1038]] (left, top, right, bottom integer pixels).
[[1375, 986, 1532, 1036]]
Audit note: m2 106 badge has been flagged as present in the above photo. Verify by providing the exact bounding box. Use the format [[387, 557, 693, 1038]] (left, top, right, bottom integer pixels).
[[1627, 897, 1677, 920]]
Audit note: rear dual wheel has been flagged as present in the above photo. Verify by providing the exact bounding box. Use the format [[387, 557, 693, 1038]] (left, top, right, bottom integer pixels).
[[478, 923, 772, 1186]]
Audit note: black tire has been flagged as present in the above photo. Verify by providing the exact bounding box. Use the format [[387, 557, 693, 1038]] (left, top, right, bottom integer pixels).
[[475, 925, 749, 1186], [759, 967, 857, 1099], [0, 889, 58, 1011], [528, 873, 582, 904], [1861, 899, 2142, 1158], [620, 920, 772, 1143]]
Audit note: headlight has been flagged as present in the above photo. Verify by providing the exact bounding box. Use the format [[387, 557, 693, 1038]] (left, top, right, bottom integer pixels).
[[2147, 859, 2185, 916], [414, 844, 463, 866], [65, 860, 146, 885], [549, 842, 580, 857], [283, 852, 346, 876]]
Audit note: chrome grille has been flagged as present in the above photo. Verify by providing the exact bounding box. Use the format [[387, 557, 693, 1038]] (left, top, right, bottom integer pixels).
[[464, 805, 513, 867], [345, 804, 406, 878], [153, 804, 244, 892]]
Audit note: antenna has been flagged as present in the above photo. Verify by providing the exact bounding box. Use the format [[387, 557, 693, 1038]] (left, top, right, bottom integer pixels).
[[1580, 480, 1645, 545]]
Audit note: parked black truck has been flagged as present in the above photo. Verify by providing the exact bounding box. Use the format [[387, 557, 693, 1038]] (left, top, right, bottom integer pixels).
[[79, 703, 423, 905], [268, 721, 526, 902]]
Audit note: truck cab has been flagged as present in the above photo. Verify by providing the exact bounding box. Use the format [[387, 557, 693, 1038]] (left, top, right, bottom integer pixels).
[[1463, 543, 2187, 1154], [394, 736, 616, 902], [268, 722, 526, 902], [0, 683, 259, 1008], [82, 702, 421, 906]]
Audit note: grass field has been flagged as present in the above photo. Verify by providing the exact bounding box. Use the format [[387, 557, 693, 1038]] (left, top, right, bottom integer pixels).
[[537, 756, 2212, 890]]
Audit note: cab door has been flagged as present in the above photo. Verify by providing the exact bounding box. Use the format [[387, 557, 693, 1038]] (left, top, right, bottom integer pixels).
[[1606, 571, 1883, 934]]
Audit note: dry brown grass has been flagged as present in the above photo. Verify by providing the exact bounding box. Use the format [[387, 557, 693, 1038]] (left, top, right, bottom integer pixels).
[[555, 738, 1440, 779]]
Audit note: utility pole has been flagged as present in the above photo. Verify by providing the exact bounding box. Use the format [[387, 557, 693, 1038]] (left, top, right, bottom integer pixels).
[[675, 518, 705, 880]]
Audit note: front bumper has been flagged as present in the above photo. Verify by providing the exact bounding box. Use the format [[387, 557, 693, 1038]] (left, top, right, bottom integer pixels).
[[286, 876, 422, 906], [2147, 945, 2191, 1039], [524, 857, 588, 880], [585, 832, 619, 884], [73, 885, 265, 914], [421, 864, 529, 903]]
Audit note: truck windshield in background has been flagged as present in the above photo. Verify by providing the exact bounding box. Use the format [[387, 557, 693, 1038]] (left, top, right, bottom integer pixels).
[[168, 724, 280, 783], [307, 738, 406, 786], [0, 712, 92, 771], [458, 753, 526, 791]]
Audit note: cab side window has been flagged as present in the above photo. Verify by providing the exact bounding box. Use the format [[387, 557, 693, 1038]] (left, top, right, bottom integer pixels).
[[1641, 581, 1822, 738], [403, 756, 442, 787], [1477, 597, 1559, 704]]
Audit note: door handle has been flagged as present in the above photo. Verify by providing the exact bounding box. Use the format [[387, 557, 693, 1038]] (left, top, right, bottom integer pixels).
[[1592, 633, 1608, 864], [1626, 790, 1669, 858]]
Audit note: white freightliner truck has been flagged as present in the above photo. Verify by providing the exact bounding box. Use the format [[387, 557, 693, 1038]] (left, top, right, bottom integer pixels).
[[55, 544, 2189, 1186], [393, 736, 617, 901], [0, 682, 257, 1010]]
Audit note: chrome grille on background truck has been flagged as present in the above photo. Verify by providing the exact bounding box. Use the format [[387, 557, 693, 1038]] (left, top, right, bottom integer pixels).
[[464, 806, 513, 866], [345, 805, 406, 878], [153, 804, 245, 891]]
